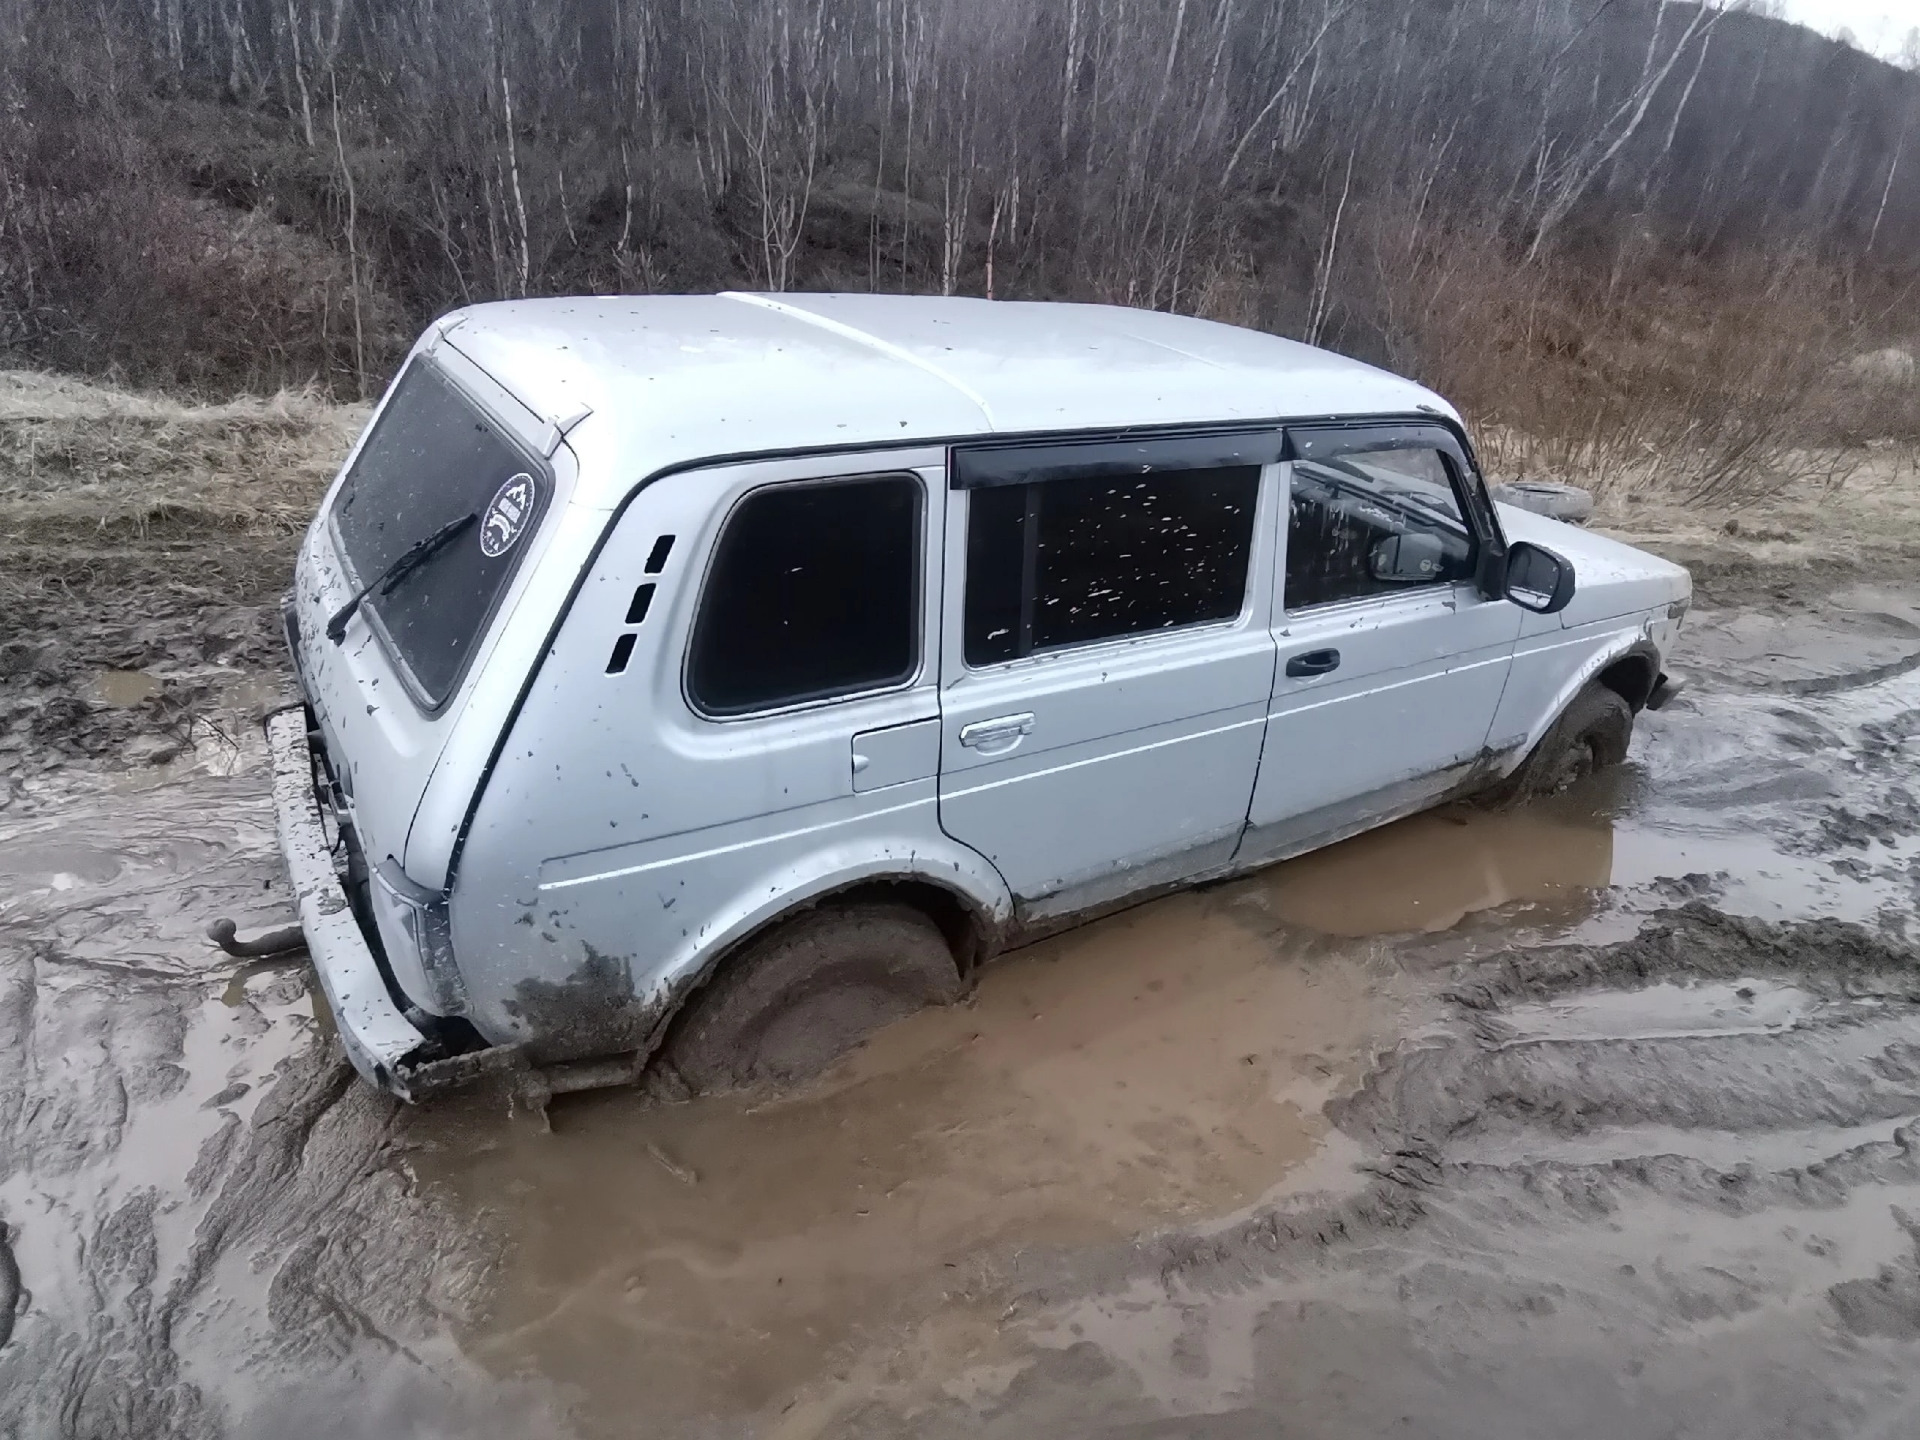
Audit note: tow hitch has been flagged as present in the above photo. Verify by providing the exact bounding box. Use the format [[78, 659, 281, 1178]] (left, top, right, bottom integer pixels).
[[207, 917, 307, 959]]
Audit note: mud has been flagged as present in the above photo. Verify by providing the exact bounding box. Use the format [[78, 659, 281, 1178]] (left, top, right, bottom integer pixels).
[[412, 890, 1410, 1434], [850, 906, 1920, 1440], [2, 506, 1920, 1438]]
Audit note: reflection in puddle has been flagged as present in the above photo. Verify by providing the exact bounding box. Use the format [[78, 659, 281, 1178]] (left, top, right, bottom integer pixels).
[[413, 893, 1408, 1435], [220, 952, 312, 1008], [1492, 977, 1820, 1047], [86, 668, 163, 707], [1254, 802, 1615, 937]]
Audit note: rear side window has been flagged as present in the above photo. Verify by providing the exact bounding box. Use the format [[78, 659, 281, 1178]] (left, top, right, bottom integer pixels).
[[330, 359, 548, 706], [1285, 446, 1474, 611], [689, 475, 922, 715], [964, 467, 1261, 666]]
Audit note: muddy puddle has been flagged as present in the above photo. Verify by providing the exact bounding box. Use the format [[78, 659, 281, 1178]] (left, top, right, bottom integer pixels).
[[411, 890, 1414, 1434], [4, 574, 1920, 1438], [406, 656, 1920, 1436]]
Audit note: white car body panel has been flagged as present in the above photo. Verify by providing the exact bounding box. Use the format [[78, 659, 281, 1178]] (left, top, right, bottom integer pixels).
[[1241, 574, 1522, 864], [934, 468, 1280, 921]]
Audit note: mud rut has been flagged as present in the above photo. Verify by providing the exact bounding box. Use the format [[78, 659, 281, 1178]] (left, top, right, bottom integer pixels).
[[3, 578, 1920, 1439]]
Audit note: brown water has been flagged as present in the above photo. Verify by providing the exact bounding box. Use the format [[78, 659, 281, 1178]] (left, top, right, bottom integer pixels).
[[413, 889, 1413, 1434], [86, 667, 164, 707], [1252, 803, 1614, 936], [8, 610, 1920, 1439]]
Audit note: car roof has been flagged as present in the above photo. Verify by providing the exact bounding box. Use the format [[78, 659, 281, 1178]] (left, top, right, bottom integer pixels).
[[435, 293, 1457, 505]]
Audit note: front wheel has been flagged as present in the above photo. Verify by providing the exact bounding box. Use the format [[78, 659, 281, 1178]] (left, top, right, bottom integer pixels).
[[1482, 682, 1634, 804]]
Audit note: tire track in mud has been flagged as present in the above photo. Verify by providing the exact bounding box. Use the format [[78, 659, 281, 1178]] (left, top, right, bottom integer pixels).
[[840, 908, 1920, 1438], [0, 771, 494, 1440], [1633, 659, 1920, 913]]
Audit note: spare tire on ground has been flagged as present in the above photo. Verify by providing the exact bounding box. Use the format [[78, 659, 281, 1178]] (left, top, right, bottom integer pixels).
[[1490, 480, 1594, 524]]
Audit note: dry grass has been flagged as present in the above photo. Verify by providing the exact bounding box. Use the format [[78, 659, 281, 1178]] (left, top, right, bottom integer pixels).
[[1358, 223, 1920, 510], [1593, 442, 1920, 587], [0, 370, 363, 539]]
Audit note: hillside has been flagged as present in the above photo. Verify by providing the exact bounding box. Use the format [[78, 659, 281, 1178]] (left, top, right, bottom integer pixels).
[[0, 0, 1914, 497]]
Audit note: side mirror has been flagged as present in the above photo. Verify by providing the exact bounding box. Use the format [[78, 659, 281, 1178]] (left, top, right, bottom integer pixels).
[[1503, 541, 1576, 614], [1367, 531, 1448, 585]]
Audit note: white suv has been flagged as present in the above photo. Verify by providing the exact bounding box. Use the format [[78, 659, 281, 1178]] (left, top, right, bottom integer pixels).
[[270, 294, 1689, 1102]]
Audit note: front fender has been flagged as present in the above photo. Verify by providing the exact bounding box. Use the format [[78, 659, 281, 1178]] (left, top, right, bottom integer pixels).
[[1490, 614, 1668, 774]]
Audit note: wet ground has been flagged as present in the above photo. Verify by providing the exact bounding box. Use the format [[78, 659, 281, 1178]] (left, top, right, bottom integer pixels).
[[4, 561, 1920, 1439]]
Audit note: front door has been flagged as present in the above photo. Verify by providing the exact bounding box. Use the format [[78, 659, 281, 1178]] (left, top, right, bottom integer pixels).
[[935, 433, 1282, 921], [1238, 426, 1522, 864]]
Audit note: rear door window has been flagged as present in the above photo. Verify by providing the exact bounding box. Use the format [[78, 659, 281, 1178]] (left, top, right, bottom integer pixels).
[[1285, 446, 1475, 611], [963, 466, 1261, 666], [688, 474, 922, 715], [330, 358, 549, 707]]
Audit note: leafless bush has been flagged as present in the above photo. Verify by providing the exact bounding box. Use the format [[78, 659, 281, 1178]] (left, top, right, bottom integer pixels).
[[1354, 216, 1916, 506], [0, 0, 1911, 506]]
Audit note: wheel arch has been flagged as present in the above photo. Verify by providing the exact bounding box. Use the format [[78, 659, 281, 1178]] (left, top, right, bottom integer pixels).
[[645, 842, 1013, 1040], [1514, 633, 1663, 761], [1596, 643, 1661, 712]]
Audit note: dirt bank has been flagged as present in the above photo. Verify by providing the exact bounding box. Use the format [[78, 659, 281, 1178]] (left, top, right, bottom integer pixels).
[[2, 378, 1919, 1437], [0, 372, 356, 792]]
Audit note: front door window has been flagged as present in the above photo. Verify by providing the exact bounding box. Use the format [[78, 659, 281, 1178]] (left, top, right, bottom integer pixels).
[[1285, 446, 1476, 611]]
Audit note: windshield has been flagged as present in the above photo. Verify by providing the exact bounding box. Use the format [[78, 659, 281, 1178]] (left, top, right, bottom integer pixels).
[[329, 357, 549, 707]]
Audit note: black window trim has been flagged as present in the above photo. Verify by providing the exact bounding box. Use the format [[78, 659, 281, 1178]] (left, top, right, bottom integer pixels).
[[325, 352, 556, 716], [952, 429, 1289, 489], [1281, 421, 1508, 615], [681, 469, 929, 722], [954, 442, 1274, 671]]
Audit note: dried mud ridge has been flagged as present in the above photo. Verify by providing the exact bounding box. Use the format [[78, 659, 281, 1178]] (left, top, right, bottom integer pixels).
[[1117, 907, 1920, 1276], [0, 600, 289, 795], [860, 906, 1920, 1437]]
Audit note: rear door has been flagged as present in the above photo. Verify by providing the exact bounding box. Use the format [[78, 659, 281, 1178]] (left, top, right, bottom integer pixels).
[[936, 433, 1282, 920], [292, 342, 567, 883], [1237, 424, 1521, 864]]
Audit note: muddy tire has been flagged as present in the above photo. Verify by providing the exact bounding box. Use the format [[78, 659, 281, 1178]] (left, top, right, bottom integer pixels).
[[1482, 682, 1634, 805], [659, 903, 963, 1095]]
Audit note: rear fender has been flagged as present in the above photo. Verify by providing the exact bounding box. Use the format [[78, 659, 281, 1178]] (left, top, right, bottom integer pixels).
[[500, 834, 1014, 1065], [657, 841, 1013, 1002]]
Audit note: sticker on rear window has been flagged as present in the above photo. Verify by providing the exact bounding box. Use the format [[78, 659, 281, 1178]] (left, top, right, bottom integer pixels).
[[481, 474, 536, 557]]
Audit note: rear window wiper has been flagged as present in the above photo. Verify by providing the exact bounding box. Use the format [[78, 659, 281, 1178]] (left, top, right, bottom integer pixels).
[[326, 511, 478, 644]]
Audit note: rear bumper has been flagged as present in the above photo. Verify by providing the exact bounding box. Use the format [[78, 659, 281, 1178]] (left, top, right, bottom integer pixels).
[[268, 709, 525, 1101], [269, 708, 435, 1096]]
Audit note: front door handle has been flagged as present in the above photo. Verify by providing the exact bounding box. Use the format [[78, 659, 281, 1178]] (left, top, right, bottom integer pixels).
[[1285, 647, 1342, 678], [958, 712, 1035, 753]]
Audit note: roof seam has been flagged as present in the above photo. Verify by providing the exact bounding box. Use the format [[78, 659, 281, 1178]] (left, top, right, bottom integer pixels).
[[718, 292, 1000, 431], [1090, 314, 1236, 374]]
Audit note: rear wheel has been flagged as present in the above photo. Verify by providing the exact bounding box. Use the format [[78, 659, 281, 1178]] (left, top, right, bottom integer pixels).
[[1482, 682, 1634, 804], [658, 903, 962, 1095]]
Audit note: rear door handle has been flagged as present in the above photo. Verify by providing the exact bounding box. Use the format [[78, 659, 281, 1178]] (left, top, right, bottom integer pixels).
[[958, 712, 1035, 753], [1285, 648, 1342, 678]]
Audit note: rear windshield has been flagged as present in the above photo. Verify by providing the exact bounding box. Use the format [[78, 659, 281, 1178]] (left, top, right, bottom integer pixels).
[[330, 358, 548, 707]]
